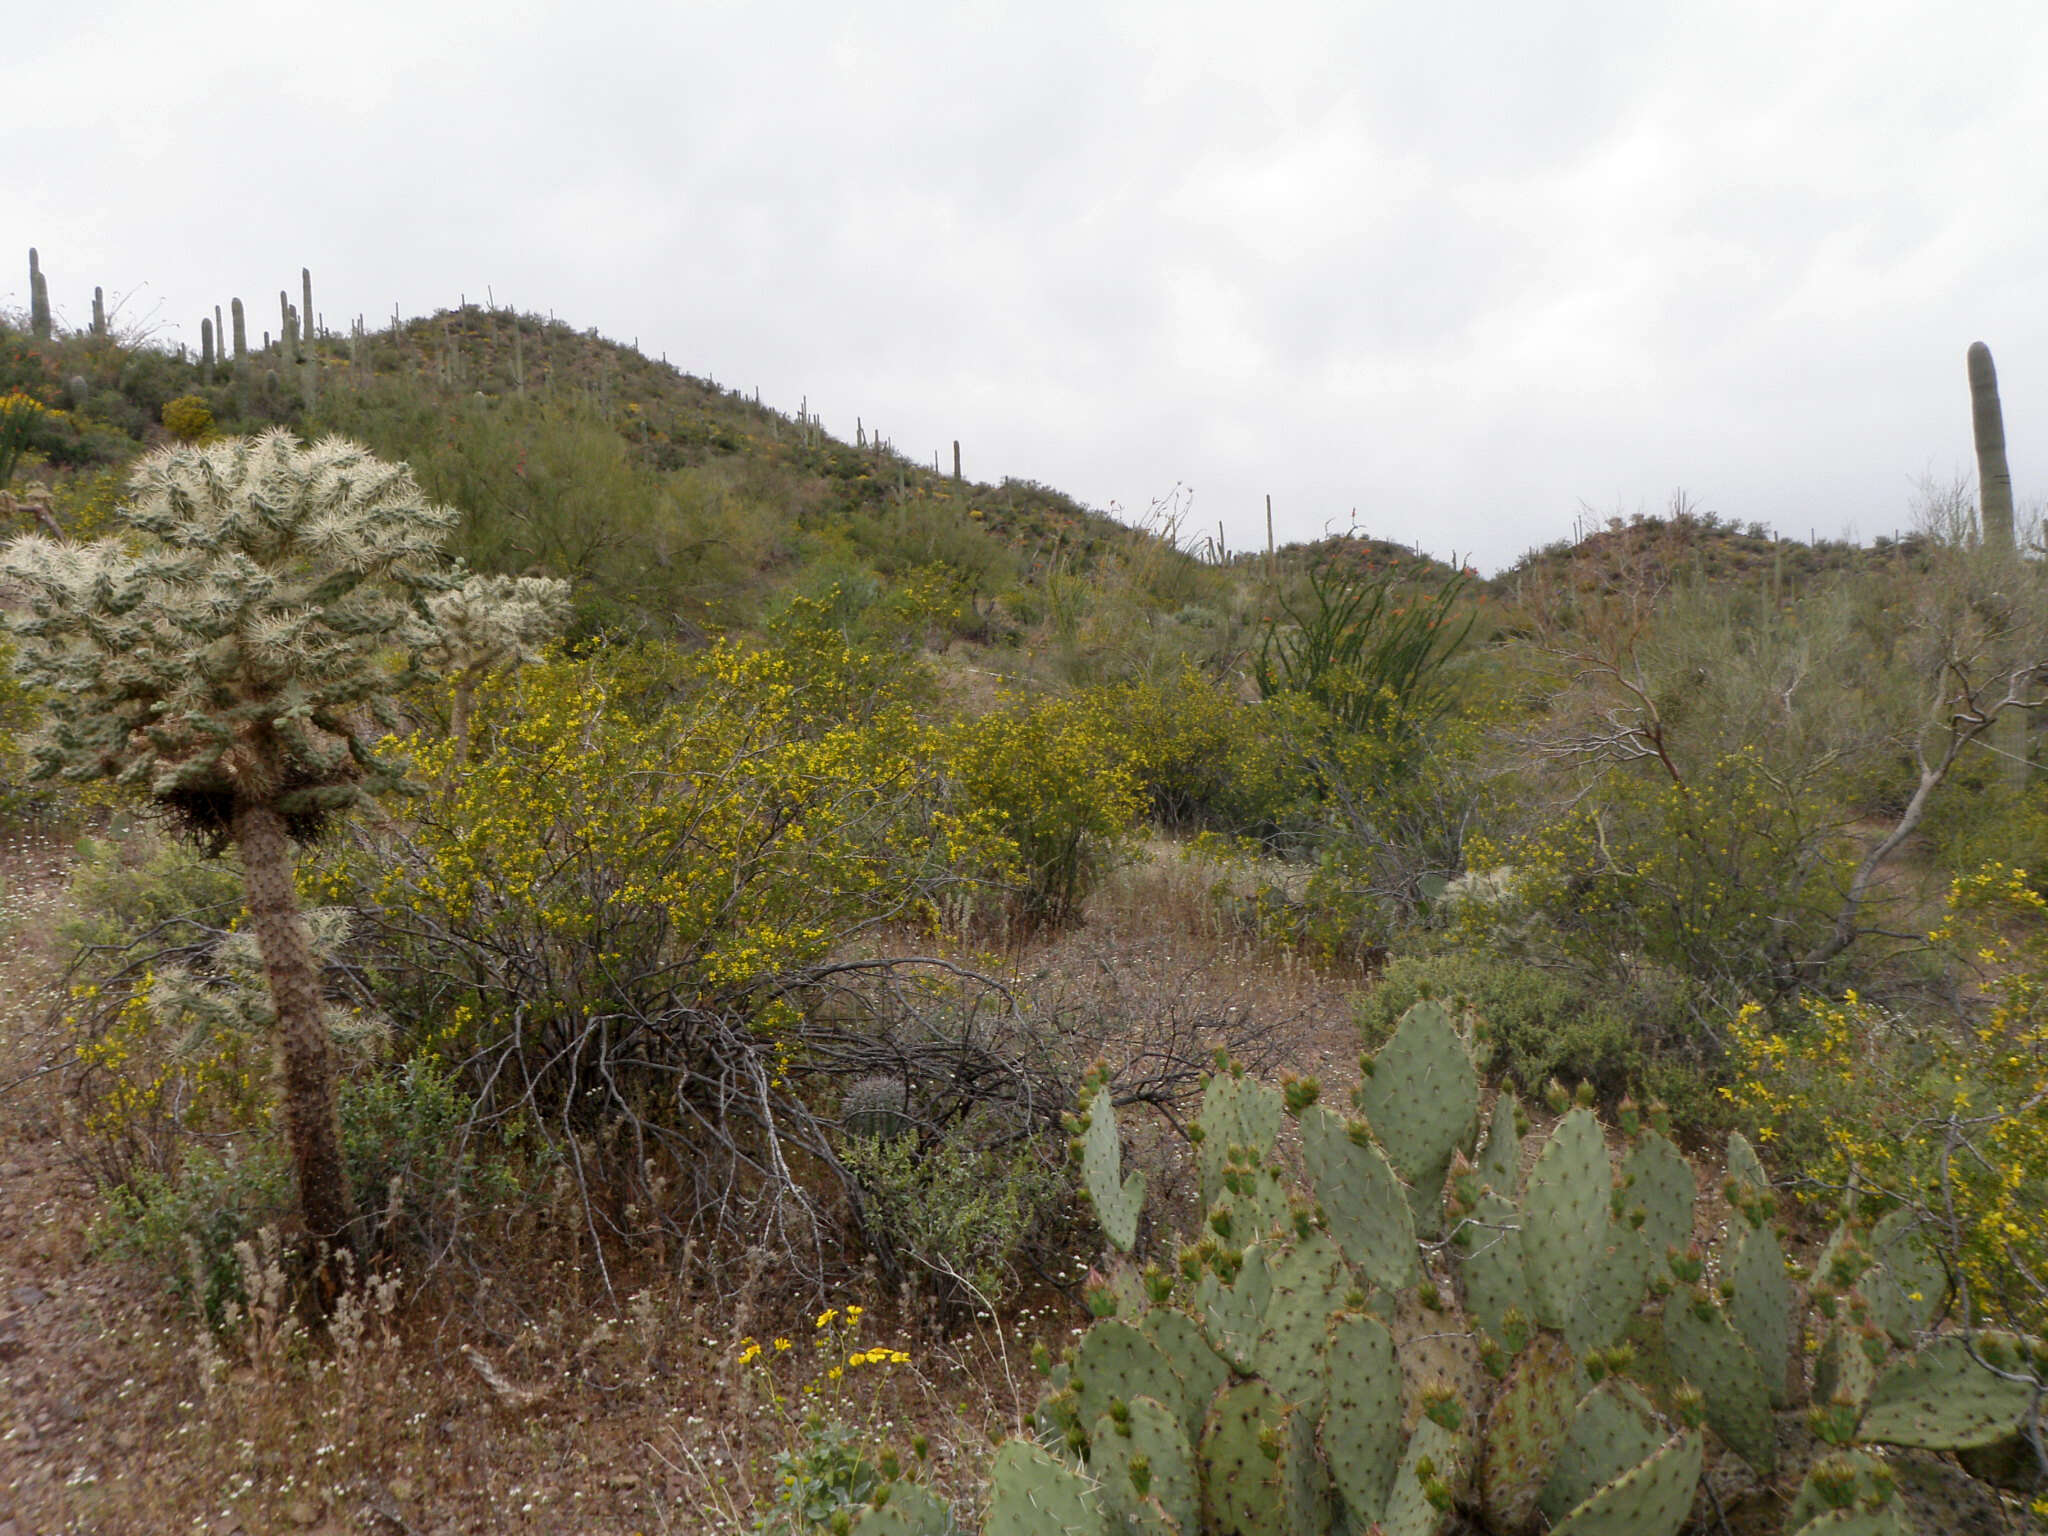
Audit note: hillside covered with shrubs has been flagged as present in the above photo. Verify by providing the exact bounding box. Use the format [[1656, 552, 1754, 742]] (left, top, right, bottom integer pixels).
[[1, 253, 2045, 1534]]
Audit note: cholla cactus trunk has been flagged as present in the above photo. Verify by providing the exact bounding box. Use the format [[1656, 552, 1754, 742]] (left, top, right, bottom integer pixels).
[[1969, 342, 2015, 552], [233, 801, 356, 1253]]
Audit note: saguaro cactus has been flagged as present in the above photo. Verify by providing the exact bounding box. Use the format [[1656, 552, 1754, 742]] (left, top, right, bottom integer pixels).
[[200, 317, 215, 373], [28, 248, 50, 340], [0, 431, 461, 1264], [91, 286, 106, 338], [302, 267, 315, 345], [1968, 341, 2015, 552]]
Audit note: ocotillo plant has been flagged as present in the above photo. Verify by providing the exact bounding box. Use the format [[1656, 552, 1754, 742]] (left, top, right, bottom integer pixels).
[[28, 248, 50, 340], [1969, 342, 2015, 553], [0, 431, 460, 1267]]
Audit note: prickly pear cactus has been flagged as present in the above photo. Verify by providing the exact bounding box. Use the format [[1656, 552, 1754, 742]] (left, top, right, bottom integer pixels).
[[1091, 1396, 1198, 1533], [1520, 1108, 1608, 1330], [1855, 1333, 2038, 1450], [1322, 1313, 1403, 1523], [1194, 1068, 1282, 1212], [1077, 1073, 1145, 1253], [848, 1479, 953, 1536], [1199, 1379, 1325, 1536], [1537, 1378, 1668, 1524], [1785, 1450, 1907, 1534], [985, 1439, 1104, 1536], [1477, 1333, 1578, 1532], [1300, 1103, 1420, 1290], [1355, 1000, 1478, 1234], [1661, 1283, 1777, 1472], [1546, 1429, 1701, 1536]]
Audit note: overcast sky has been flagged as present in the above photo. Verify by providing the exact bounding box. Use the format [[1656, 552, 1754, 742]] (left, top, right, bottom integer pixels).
[[11, 1, 2048, 570]]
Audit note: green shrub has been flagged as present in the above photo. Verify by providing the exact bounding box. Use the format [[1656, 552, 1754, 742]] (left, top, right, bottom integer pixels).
[[1358, 948, 1726, 1128], [838, 1122, 1070, 1314], [97, 1141, 294, 1326]]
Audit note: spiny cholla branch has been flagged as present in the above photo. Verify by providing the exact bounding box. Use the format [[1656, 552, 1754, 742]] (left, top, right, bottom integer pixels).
[[1, 429, 459, 824]]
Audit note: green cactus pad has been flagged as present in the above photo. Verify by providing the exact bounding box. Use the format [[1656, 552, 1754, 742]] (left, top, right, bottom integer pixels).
[[1080, 1091, 1146, 1252], [1725, 1130, 1771, 1201], [1073, 1320, 1186, 1438], [1322, 1313, 1404, 1524], [1355, 999, 1477, 1236], [1453, 1189, 1529, 1343], [1619, 1131, 1694, 1264], [1142, 1308, 1230, 1442], [1861, 1209, 1946, 1343], [848, 1480, 953, 1536], [1787, 1509, 1915, 1536], [1857, 1334, 2038, 1450], [1724, 1220, 1793, 1405], [1547, 1429, 1702, 1536], [1479, 1332, 1580, 1532], [985, 1438, 1107, 1536], [1521, 1109, 1610, 1330], [1196, 1245, 1272, 1373], [1196, 1072, 1283, 1211], [1812, 1322, 1878, 1413], [1662, 1292, 1776, 1471], [1379, 1415, 1465, 1536], [1091, 1396, 1198, 1534], [1254, 1233, 1350, 1413], [1785, 1450, 1897, 1529], [1478, 1088, 1521, 1195], [1198, 1379, 1323, 1536], [1537, 1379, 1668, 1524], [1214, 1162, 1293, 1245], [1563, 1220, 1651, 1358], [1300, 1104, 1422, 1291]]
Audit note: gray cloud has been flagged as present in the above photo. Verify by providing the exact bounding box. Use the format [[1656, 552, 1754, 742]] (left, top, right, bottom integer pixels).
[[9, 0, 2048, 569]]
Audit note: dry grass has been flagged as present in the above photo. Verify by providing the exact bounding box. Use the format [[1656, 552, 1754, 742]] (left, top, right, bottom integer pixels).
[[0, 830, 1369, 1534]]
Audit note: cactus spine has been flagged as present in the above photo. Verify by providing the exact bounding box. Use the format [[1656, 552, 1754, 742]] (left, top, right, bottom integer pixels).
[[28, 248, 50, 340]]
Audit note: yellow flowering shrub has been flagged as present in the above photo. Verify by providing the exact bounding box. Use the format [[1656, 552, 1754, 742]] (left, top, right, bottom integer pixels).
[[1729, 863, 2048, 1330], [352, 642, 995, 1054], [942, 690, 1143, 926]]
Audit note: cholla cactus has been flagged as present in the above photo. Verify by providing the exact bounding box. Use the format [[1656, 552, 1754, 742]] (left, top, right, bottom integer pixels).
[[425, 570, 571, 750], [150, 908, 391, 1067], [0, 429, 459, 1261]]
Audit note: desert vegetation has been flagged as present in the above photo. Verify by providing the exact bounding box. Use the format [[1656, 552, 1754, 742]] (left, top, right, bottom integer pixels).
[[0, 251, 2044, 1534]]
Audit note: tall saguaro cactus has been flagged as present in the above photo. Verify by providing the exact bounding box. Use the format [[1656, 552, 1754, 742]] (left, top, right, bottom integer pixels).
[[0, 432, 461, 1262], [28, 248, 50, 340], [1968, 341, 2015, 552]]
